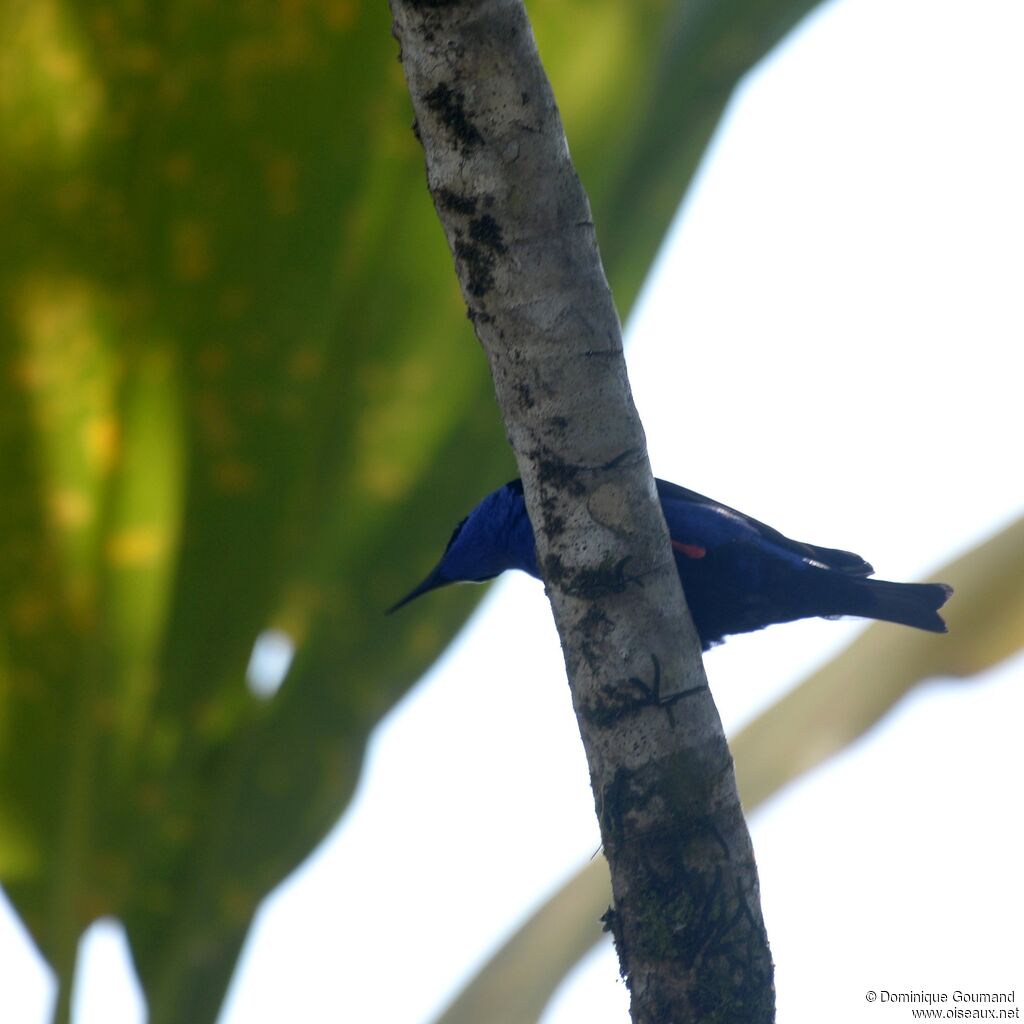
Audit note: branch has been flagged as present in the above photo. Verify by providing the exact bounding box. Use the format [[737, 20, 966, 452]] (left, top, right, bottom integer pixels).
[[388, 2, 774, 1020]]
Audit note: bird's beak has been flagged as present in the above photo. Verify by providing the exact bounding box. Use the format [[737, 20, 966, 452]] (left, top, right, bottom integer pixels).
[[387, 564, 450, 614]]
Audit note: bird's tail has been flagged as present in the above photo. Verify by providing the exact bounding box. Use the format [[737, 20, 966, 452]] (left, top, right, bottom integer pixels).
[[841, 578, 953, 633]]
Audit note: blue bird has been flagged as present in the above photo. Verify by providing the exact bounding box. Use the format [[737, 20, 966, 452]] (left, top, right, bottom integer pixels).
[[390, 479, 953, 649]]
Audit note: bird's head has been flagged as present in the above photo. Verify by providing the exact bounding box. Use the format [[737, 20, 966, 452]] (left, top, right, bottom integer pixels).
[[388, 480, 536, 612]]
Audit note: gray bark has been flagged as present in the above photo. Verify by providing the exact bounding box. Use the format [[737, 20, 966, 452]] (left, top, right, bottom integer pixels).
[[388, 2, 775, 1020]]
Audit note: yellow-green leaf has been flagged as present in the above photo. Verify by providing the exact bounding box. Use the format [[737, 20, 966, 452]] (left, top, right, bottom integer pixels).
[[0, 0, 832, 1016]]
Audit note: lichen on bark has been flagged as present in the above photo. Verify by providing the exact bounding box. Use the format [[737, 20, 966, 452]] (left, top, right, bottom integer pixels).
[[388, 1, 775, 1020]]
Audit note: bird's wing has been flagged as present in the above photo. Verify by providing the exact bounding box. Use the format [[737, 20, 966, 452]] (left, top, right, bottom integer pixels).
[[655, 478, 874, 576]]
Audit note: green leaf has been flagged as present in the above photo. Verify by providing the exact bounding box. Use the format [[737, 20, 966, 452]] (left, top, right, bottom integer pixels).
[[0, 0, 851, 1011], [3, 0, 833, 1016]]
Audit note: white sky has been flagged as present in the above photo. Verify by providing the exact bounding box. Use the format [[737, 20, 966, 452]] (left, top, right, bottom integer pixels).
[[3, 0, 1022, 1020]]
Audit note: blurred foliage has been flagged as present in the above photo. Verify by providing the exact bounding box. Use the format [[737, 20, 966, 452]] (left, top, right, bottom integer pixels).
[[0, 0, 828, 1019], [434, 514, 1024, 1024]]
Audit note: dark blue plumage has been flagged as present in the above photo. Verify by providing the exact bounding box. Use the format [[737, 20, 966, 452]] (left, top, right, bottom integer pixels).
[[390, 479, 952, 649]]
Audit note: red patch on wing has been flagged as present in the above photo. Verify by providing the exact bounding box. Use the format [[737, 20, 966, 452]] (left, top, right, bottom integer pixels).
[[671, 539, 707, 559]]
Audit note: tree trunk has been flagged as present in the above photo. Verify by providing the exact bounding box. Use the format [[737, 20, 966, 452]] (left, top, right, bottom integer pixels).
[[387, 2, 775, 1020]]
